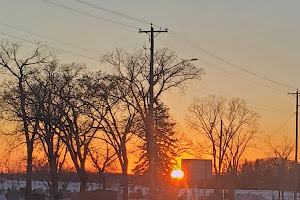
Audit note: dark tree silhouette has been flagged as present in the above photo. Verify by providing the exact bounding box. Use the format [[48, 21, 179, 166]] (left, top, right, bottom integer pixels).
[[79, 72, 135, 199], [0, 41, 52, 200], [50, 64, 107, 192], [237, 158, 294, 191], [98, 77, 137, 200], [265, 136, 294, 200], [26, 61, 69, 199]]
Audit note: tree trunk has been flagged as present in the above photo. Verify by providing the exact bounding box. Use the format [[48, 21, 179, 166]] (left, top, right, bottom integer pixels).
[[103, 178, 107, 191], [98, 171, 106, 190], [215, 173, 222, 200], [49, 154, 59, 200], [20, 81, 33, 200], [228, 176, 235, 200], [122, 169, 129, 200], [121, 154, 129, 200], [25, 142, 33, 200], [79, 170, 87, 192]]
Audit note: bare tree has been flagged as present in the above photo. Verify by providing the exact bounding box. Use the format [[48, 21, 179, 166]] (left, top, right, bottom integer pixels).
[[51, 66, 111, 192], [80, 72, 136, 199], [187, 95, 225, 173], [266, 136, 294, 162], [102, 48, 203, 194], [0, 41, 51, 200], [100, 93, 137, 200], [51, 64, 91, 192], [26, 61, 69, 199], [266, 136, 294, 200], [186, 95, 259, 199], [79, 71, 137, 199]]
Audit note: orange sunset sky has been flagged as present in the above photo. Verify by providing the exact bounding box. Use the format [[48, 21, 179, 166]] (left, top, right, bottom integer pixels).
[[1, 0, 300, 169]]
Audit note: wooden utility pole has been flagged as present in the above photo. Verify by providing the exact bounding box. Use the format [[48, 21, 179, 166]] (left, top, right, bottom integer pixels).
[[139, 24, 167, 200], [219, 120, 223, 173], [218, 120, 223, 200], [289, 89, 299, 200]]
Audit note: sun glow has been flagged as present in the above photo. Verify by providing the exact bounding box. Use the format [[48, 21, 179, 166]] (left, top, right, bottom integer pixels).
[[170, 169, 184, 179]]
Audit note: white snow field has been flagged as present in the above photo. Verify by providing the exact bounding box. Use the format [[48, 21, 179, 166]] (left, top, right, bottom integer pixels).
[[0, 179, 298, 200]]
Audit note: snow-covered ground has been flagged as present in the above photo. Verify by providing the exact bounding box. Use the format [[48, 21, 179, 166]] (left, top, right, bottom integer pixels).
[[0, 179, 99, 192], [178, 188, 297, 200], [0, 179, 299, 200], [235, 189, 295, 200]]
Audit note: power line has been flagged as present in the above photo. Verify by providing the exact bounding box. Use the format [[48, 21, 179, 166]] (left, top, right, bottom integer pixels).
[[158, 38, 288, 93], [40, 0, 139, 30], [249, 105, 292, 115], [269, 113, 294, 137], [0, 22, 103, 56], [188, 84, 291, 115], [168, 30, 297, 90], [157, 38, 196, 58], [71, 0, 150, 25], [156, 33, 291, 93], [157, 39, 292, 113], [186, 86, 211, 95], [200, 59, 288, 93], [0, 31, 100, 61], [69, 0, 165, 30]]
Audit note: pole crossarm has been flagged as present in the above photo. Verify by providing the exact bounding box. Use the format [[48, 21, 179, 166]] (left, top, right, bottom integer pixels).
[[139, 30, 168, 33]]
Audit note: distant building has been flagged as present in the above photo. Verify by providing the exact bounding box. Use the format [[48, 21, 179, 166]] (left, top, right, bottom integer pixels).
[[181, 159, 212, 186]]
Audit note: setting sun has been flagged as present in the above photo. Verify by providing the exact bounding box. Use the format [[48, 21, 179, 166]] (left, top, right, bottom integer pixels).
[[170, 169, 184, 179]]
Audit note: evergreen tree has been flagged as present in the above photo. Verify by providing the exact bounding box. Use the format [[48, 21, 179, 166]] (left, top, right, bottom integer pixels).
[[133, 101, 178, 179]]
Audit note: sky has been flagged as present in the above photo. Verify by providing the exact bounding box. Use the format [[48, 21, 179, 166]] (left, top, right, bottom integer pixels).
[[1, 0, 300, 161]]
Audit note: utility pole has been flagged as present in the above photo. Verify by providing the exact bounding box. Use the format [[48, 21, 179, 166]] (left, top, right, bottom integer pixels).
[[139, 24, 167, 200], [289, 89, 299, 200], [218, 120, 223, 200], [219, 120, 223, 173]]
